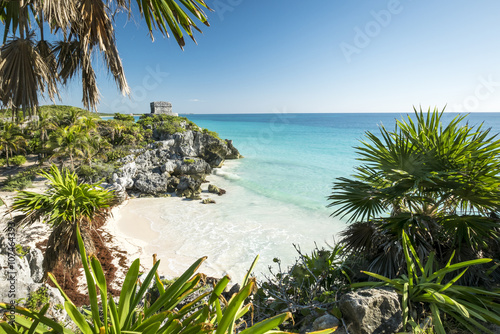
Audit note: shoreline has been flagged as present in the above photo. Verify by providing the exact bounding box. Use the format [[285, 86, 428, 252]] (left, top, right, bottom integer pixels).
[[103, 159, 345, 283], [103, 173, 238, 280]]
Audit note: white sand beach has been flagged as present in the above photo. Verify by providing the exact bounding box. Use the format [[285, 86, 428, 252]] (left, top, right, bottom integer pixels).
[[104, 162, 345, 282]]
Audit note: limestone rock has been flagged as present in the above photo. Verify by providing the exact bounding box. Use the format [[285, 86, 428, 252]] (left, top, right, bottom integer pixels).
[[175, 158, 211, 176], [162, 160, 178, 174], [0, 241, 68, 323], [176, 176, 202, 198], [313, 314, 340, 331], [167, 176, 180, 193], [339, 288, 403, 334], [225, 139, 241, 159], [25, 247, 44, 283], [111, 129, 240, 196], [202, 198, 216, 204], [102, 183, 128, 204], [208, 184, 220, 194], [0, 281, 68, 323], [134, 172, 170, 195]]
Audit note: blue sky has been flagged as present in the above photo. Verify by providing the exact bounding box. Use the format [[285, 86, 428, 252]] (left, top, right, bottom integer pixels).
[[57, 1, 500, 114]]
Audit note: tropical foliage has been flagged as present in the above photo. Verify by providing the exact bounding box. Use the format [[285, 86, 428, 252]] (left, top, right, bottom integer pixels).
[[353, 231, 500, 334], [0, 122, 26, 166], [0, 0, 211, 118], [329, 108, 500, 284], [9, 165, 115, 276], [254, 243, 351, 331], [0, 225, 327, 334]]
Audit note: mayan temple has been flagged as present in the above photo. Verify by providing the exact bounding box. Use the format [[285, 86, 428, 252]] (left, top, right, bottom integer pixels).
[[150, 101, 178, 116]]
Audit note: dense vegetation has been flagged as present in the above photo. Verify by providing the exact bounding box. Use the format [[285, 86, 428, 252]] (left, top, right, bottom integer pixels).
[[0, 105, 221, 188]]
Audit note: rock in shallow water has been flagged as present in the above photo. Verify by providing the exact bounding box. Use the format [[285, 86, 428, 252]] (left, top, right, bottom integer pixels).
[[339, 288, 403, 334]]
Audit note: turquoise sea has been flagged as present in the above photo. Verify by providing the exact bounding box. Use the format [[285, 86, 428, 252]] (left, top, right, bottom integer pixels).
[[186, 112, 500, 213], [141, 112, 500, 278]]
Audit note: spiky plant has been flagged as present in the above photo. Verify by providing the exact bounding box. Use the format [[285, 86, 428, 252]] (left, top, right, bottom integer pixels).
[[329, 107, 500, 284], [9, 165, 115, 277]]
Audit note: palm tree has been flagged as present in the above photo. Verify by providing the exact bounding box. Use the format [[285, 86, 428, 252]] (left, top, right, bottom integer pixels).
[[329, 108, 500, 284], [9, 165, 115, 277], [109, 121, 127, 145], [0, 122, 27, 166], [78, 115, 98, 133], [47, 125, 88, 170], [0, 0, 211, 119]]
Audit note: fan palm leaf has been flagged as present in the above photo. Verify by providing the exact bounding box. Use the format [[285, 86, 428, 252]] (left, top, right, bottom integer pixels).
[[0, 32, 58, 116], [331, 107, 500, 283], [1, 0, 212, 116]]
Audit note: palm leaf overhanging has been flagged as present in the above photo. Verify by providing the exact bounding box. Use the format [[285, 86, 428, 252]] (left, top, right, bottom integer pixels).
[[0, 0, 211, 118], [329, 107, 500, 284]]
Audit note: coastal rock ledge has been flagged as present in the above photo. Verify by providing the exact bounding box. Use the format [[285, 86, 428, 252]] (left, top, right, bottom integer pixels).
[[111, 130, 241, 197], [339, 288, 403, 334]]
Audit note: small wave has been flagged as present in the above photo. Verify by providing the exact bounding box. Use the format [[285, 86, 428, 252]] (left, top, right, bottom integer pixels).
[[213, 169, 241, 180]]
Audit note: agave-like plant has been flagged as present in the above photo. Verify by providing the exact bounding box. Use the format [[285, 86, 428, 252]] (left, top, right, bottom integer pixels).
[[0, 224, 337, 334], [352, 231, 500, 334], [9, 165, 115, 277], [329, 108, 500, 283]]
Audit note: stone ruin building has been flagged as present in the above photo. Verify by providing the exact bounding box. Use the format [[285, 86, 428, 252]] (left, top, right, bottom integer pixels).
[[150, 101, 178, 116]]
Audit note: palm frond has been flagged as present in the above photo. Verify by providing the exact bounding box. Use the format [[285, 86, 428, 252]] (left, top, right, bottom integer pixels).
[[135, 0, 211, 48], [0, 32, 58, 114]]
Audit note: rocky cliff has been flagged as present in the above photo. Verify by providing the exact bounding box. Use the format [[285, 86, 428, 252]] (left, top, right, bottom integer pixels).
[[109, 130, 241, 199]]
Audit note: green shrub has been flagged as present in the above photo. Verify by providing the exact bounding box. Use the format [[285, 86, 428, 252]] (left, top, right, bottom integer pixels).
[[254, 243, 351, 329], [113, 113, 135, 122], [1, 168, 39, 191], [120, 133, 138, 145], [106, 146, 132, 162], [353, 231, 500, 334], [0, 158, 6, 167], [137, 114, 200, 137], [10, 155, 27, 166], [202, 128, 222, 141], [25, 286, 49, 312], [15, 244, 30, 258], [156, 122, 186, 136], [77, 163, 115, 183]]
